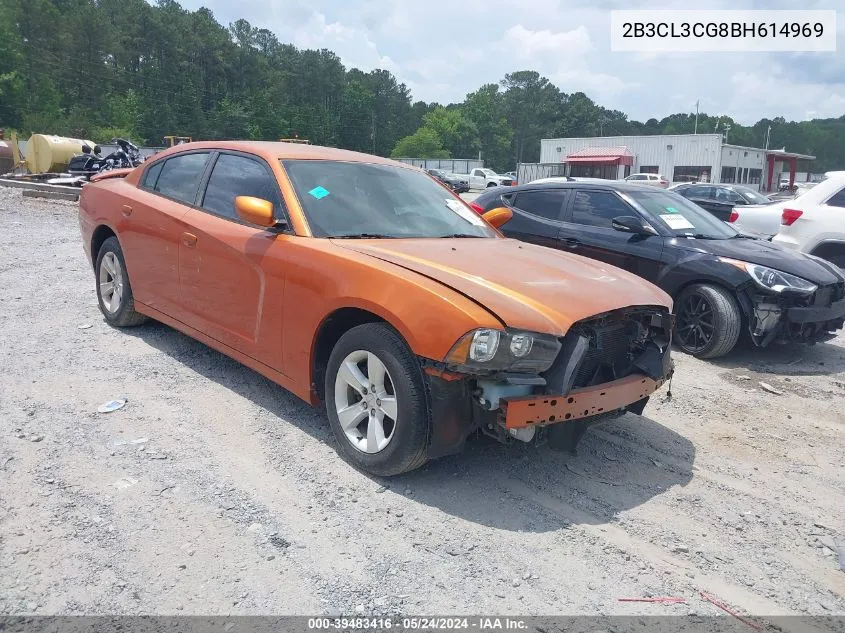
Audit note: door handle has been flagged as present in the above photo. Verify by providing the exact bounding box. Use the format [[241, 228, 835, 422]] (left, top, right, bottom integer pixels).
[[562, 238, 579, 248], [121, 204, 132, 217], [181, 232, 197, 248]]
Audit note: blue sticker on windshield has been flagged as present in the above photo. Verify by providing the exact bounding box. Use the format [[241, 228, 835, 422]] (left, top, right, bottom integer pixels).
[[665, 206, 679, 213], [308, 186, 330, 199]]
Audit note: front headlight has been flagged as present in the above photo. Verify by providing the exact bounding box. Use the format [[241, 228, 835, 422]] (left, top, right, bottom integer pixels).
[[718, 257, 817, 294], [444, 328, 562, 373]]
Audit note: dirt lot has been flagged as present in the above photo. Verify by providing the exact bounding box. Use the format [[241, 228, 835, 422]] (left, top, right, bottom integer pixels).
[[1, 187, 844, 619]]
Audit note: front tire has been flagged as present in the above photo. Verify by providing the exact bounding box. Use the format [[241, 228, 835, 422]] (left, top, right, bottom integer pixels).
[[325, 323, 430, 476], [95, 236, 147, 327], [674, 284, 741, 358]]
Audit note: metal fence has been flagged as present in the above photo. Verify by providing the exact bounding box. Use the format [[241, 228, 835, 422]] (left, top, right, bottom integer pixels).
[[516, 162, 567, 184], [393, 158, 484, 173]]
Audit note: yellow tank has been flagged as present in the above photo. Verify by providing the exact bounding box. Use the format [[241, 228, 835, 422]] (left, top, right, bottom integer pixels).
[[25, 134, 96, 174]]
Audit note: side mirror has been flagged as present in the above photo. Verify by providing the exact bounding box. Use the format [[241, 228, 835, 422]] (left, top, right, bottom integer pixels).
[[612, 215, 654, 235], [482, 206, 513, 229], [235, 196, 284, 229], [94, 145, 102, 154], [81, 145, 91, 154]]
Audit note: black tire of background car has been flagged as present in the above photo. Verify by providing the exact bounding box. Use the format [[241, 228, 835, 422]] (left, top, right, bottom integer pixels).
[[674, 284, 741, 359], [325, 323, 431, 476], [95, 236, 148, 327], [486, 182, 497, 187]]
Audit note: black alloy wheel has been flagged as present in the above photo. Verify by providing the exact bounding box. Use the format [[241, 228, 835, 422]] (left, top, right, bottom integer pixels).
[[674, 284, 741, 359]]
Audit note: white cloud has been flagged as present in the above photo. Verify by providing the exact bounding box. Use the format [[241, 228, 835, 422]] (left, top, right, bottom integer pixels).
[[501, 24, 593, 58], [172, 0, 845, 123]]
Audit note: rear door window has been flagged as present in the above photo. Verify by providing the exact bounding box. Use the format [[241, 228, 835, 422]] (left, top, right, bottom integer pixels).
[[826, 187, 845, 209], [154, 153, 210, 204], [142, 161, 164, 189], [513, 190, 566, 221]]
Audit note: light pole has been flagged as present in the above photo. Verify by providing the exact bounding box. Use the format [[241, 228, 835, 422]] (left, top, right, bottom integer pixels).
[[694, 100, 699, 134]]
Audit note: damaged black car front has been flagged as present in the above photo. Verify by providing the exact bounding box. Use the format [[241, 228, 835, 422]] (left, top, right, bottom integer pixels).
[[718, 255, 845, 348]]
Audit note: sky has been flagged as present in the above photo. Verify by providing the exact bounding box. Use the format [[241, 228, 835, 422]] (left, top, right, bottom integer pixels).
[[172, 0, 845, 125]]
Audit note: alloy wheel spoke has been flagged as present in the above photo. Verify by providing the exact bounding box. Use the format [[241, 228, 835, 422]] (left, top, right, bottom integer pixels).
[[366, 411, 386, 453], [337, 403, 367, 430], [367, 353, 387, 394], [100, 281, 114, 297], [103, 255, 117, 278], [379, 396, 397, 420], [338, 360, 368, 394]]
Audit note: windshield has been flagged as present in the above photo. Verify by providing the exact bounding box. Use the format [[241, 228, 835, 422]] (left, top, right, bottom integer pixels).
[[624, 189, 738, 239], [284, 160, 497, 239], [733, 186, 770, 204]]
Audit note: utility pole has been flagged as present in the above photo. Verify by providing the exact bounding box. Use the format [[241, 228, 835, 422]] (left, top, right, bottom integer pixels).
[[765, 125, 772, 150], [694, 100, 699, 134], [723, 123, 731, 144]]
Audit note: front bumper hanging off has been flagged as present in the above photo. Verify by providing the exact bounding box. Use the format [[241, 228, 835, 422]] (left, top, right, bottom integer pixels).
[[500, 374, 669, 430]]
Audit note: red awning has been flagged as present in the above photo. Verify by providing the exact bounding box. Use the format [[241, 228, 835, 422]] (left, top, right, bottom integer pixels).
[[564, 146, 634, 166]]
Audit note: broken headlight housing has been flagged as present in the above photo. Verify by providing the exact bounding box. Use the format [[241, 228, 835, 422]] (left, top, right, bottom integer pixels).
[[444, 328, 562, 373], [718, 257, 817, 295]]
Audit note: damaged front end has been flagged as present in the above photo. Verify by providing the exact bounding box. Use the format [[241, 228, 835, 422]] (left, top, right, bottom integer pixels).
[[423, 306, 674, 458], [742, 280, 845, 348]]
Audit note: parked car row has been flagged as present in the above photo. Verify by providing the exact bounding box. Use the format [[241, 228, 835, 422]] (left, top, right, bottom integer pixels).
[[425, 168, 469, 193], [76, 143, 845, 478], [472, 180, 845, 359]]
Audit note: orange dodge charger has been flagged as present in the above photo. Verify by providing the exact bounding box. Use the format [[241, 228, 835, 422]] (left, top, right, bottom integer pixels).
[[78, 141, 674, 476]]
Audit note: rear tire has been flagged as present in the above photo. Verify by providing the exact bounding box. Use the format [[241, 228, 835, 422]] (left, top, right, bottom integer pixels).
[[325, 323, 430, 476], [674, 284, 741, 359], [95, 236, 147, 327]]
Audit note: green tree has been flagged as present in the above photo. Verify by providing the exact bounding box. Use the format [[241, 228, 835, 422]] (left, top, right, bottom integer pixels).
[[391, 128, 450, 158], [420, 107, 478, 158]]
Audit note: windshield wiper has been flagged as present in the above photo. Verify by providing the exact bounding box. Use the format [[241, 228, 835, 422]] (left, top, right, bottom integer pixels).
[[682, 233, 718, 240], [332, 233, 396, 239], [440, 233, 486, 238]]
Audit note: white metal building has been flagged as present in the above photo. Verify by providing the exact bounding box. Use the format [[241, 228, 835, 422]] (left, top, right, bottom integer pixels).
[[533, 134, 814, 192]]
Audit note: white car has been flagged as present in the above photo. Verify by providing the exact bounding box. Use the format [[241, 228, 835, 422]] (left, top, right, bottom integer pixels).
[[729, 173, 845, 265], [460, 168, 515, 189], [772, 172, 845, 268], [623, 173, 669, 188], [529, 176, 609, 184]]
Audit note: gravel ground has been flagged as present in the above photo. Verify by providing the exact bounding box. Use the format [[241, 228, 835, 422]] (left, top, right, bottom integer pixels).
[[1, 186, 844, 619]]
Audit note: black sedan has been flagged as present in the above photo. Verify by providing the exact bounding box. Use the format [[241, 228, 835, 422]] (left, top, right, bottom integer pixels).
[[473, 182, 845, 359], [669, 183, 773, 222], [426, 169, 469, 193]]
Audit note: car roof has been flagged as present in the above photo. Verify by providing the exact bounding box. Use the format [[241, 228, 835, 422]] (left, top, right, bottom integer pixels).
[[145, 140, 405, 167], [487, 180, 664, 195]]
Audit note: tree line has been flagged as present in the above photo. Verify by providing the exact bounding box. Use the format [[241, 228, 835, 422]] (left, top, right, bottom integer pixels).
[[1, 0, 844, 172]]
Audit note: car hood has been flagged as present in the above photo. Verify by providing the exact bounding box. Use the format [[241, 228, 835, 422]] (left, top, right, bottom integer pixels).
[[334, 238, 672, 335], [675, 237, 845, 285]]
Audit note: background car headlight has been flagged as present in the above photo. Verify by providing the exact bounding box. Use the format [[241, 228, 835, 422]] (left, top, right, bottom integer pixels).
[[719, 257, 817, 294], [445, 328, 561, 373]]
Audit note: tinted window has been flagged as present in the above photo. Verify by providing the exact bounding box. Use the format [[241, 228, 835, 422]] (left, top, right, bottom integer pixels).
[[684, 185, 712, 198], [826, 187, 845, 209], [714, 188, 743, 203], [142, 161, 164, 189], [283, 160, 496, 239], [155, 153, 209, 204], [513, 190, 565, 220], [627, 175, 645, 181], [202, 154, 282, 220], [570, 190, 632, 228]]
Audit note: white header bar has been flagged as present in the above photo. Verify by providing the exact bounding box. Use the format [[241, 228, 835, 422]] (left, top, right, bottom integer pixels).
[[610, 10, 837, 52]]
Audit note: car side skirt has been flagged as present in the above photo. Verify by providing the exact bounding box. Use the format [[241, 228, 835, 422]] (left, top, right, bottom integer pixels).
[[134, 301, 313, 404]]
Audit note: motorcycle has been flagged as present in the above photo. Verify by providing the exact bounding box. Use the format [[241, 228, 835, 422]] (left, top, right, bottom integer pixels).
[[67, 138, 144, 178]]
